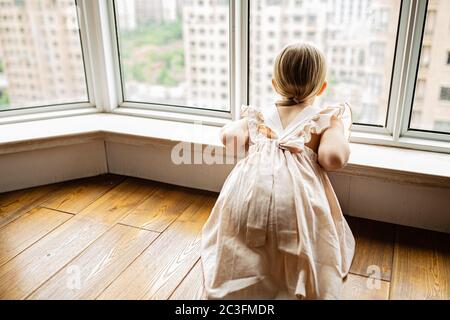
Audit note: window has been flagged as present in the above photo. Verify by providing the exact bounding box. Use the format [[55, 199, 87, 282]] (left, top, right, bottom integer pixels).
[[0, 0, 448, 153], [424, 10, 435, 35], [293, 15, 302, 23], [409, 2, 450, 134], [420, 46, 431, 67], [114, 0, 230, 112], [0, 0, 88, 111], [415, 79, 426, 101], [248, 0, 402, 126], [440, 87, 450, 101], [435, 121, 450, 132], [307, 15, 316, 26]]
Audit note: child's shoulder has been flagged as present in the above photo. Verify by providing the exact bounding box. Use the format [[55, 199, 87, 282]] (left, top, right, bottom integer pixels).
[[314, 102, 353, 139]]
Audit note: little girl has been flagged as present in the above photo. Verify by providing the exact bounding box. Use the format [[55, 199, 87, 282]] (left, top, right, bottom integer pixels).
[[201, 43, 355, 300]]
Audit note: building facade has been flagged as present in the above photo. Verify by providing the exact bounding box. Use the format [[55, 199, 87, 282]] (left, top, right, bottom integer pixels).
[[410, 0, 450, 132], [248, 0, 401, 125], [182, 0, 229, 110], [135, 0, 178, 26], [0, 0, 87, 109]]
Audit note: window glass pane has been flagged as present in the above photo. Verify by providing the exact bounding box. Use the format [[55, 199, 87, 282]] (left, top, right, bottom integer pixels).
[[410, 0, 450, 134], [115, 0, 230, 111], [249, 0, 401, 126], [0, 0, 88, 111]]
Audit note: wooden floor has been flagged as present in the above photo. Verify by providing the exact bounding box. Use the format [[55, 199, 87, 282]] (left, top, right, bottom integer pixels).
[[0, 174, 448, 300]]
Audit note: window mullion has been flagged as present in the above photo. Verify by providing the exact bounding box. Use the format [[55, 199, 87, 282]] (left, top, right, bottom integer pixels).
[[398, 0, 428, 139], [233, 0, 249, 120], [387, 0, 416, 141], [74, 0, 95, 108], [229, 0, 236, 121], [77, 0, 120, 112]]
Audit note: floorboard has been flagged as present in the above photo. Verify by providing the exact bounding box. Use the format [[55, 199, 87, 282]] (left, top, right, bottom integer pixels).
[[97, 195, 215, 300], [0, 207, 72, 267], [0, 184, 57, 228], [0, 178, 157, 299], [28, 224, 159, 300], [119, 184, 199, 232], [39, 175, 124, 214], [342, 274, 390, 300], [169, 259, 206, 300], [390, 226, 450, 300], [347, 216, 395, 281]]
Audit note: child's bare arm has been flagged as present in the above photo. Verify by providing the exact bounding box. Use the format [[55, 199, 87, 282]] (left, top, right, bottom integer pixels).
[[318, 117, 350, 171], [220, 119, 249, 153]]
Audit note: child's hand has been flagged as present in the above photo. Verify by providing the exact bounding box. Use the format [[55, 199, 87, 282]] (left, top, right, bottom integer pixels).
[[220, 119, 249, 156]]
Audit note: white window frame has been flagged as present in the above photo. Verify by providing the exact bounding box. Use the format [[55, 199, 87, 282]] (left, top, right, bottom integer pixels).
[[106, 0, 238, 121], [0, 0, 449, 153], [398, 0, 450, 144]]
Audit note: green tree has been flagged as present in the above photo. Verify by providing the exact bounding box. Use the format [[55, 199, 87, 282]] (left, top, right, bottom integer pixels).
[[0, 90, 10, 107], [121, 20, 182, 56], [153, 49, 185, 86], [157, 68, 173, 86], [121, 20, 185, 86], [127, 63, 147, 82]]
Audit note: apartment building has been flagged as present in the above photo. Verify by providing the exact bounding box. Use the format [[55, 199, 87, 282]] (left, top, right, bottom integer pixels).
[[182, 0, 229, 110], [248, 0, 400, 125], [0, 0, 87, 109], [249, 0, 328, 109], [115, 0, 136, 31], [135, 0, 178, 26], [0, 50, 7, 105], [411, 0, 450, 132]]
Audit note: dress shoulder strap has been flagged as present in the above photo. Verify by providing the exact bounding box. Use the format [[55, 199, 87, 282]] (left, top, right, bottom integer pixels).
[[277, 103, 353, 153]]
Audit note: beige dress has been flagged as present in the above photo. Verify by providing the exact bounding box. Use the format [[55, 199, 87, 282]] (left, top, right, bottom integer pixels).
[[201, 103, 355, 300]]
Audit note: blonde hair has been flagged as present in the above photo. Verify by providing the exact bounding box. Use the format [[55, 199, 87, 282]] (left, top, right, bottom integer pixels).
[[273, 42, 327, 106]]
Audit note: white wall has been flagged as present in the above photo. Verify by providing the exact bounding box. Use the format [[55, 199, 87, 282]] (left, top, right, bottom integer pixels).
[[0, 140, 107, 192], [329, 173, 450, 233], [106, 141, 234, 192]]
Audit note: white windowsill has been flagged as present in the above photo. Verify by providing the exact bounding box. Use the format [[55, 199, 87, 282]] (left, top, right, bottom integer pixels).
[[0, 113, 449, 187], [0, 113, 223, 152], [0, 106, 98, 125], [113, 106, 231, 127]]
